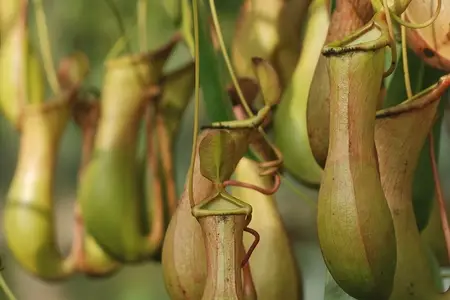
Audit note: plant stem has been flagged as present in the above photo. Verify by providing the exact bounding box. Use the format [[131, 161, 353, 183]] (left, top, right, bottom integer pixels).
[[188, 0, 201, 209], [71, 101, 99, 270], [208, 0, 251, 117], [429, 132, 450, 262], [208, 0, 278, 149], [146, 105, 165, 250], [209, 0, 287, 188], [401, 13, 413, 99], [381, 0, 397, 76], [0, 272, 17, 300], [137, 0, 147, 52], [389, 0, 441, 29], [156, 113, 178, 214], [104, 29, 133, 60], [18, 0, 29, 107], [32, 0, 60, 94], [103, 0, 133, 59], [71, 203, 86, 270]]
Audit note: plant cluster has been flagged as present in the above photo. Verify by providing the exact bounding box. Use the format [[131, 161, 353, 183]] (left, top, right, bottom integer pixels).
[[1, 0, 450, 299]]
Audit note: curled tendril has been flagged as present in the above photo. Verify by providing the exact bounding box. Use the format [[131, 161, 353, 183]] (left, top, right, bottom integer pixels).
[[208, 0, 297, 209], [390, 0, 442, 29], [188, 0, 201, 209], [382, 0, 398, 77], [258, 145, 283, 176], [430, 131, 450, 261], [380, 0, 442, 78], [223, 174, 281, 196], [208, 0, 284, 176], [241, 215, 260, 268]]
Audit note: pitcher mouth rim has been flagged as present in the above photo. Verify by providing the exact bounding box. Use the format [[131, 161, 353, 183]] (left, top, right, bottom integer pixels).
[[376, 74, 450, 119], [322, 11, 390, 57], [20, 86, 78, 116], [104, 33, 181, 69]]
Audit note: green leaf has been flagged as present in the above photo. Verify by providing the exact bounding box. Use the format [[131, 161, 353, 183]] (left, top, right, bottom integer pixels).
[[195, 1, 262, 162], [324, 271, 356, 300], [197, 0, 235, 123], [383, 49, 446, 231], [199, 130, 235, 182], [198, 129, 251, 183]]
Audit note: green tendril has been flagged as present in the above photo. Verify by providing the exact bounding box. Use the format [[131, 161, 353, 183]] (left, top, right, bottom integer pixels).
[[32, 0, 60, 95], [188, 0, 201, 209]]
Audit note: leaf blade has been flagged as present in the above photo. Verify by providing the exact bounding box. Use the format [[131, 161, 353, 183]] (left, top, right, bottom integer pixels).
[[197, 0, 234, 123]]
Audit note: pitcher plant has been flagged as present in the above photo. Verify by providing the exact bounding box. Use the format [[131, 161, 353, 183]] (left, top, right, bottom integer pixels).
[[2, 0, 450, 299]]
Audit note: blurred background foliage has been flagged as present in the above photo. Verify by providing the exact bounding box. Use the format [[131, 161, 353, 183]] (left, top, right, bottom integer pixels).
[[0, 0, 450, 299]]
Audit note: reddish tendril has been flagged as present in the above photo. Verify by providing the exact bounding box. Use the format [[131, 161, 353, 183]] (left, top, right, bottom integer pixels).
[[72, 203, 86, 271], [223, 173, 281, 195], [242, 257, 257, 298], [71, 102, 98, 272], [241, 215, 260, 268], [258, 145, 283, 176], [429, 132, 450, 260], [228, 105, 283, 194]]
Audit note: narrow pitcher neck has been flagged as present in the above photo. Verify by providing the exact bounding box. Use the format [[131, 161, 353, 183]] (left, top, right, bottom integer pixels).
[[96, 59, 152, 152], [326, 49, 385, 165], [180, 130, 219, 208], [9, 103, 71, 208], [199, 214, 246, 300]]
